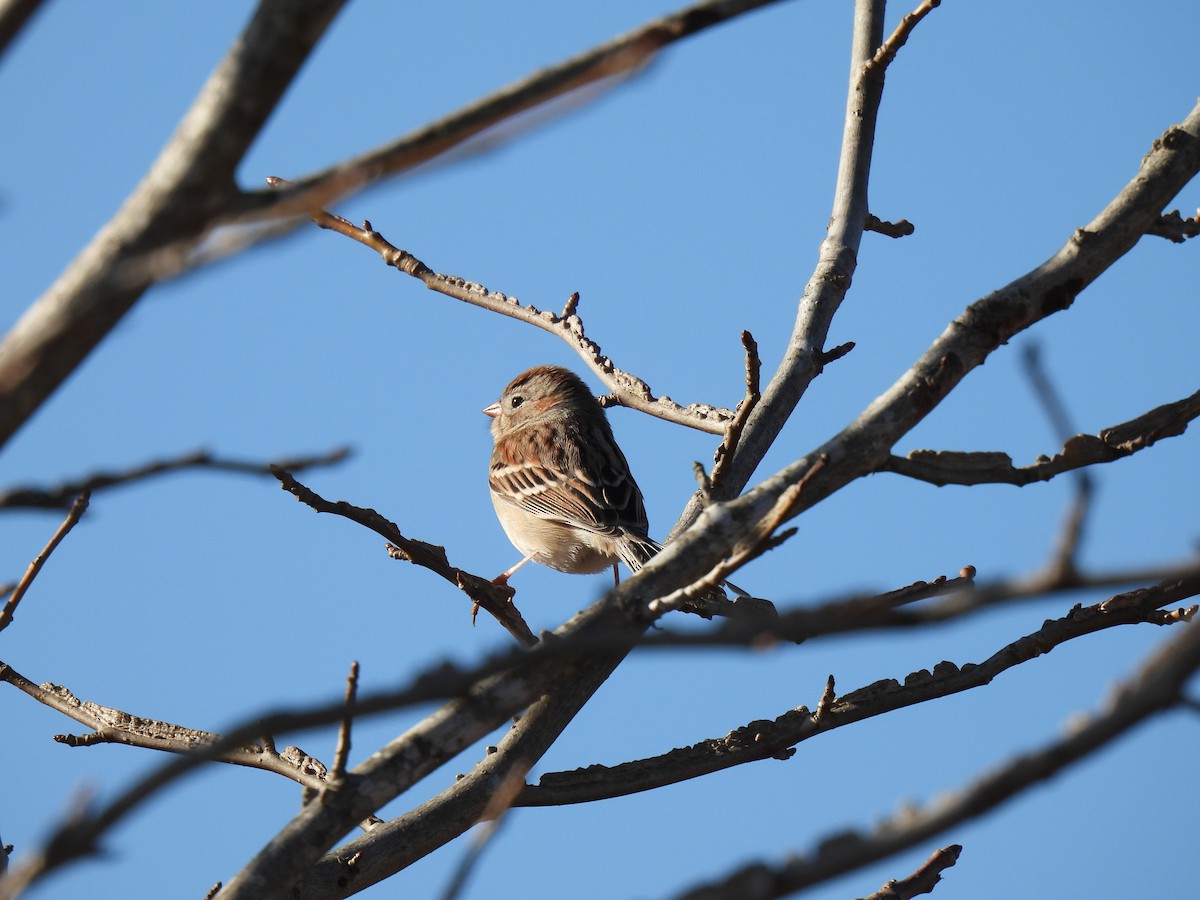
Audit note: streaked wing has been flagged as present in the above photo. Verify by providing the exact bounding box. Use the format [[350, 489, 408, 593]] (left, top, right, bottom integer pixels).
[[490, 420, 649, 539]]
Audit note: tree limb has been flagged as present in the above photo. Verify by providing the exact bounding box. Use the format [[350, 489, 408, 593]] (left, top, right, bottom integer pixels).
[[0, 446, 350, 511], [225, 17, 1200, 899], [0, 661, 330, 792], [670, 601, 1200, 899], [517, 571, 1199, 806], [0, 0, 47, 59], [230, 0, 793, 227], [880, 388, 1200, 487], [271, 467, 537, 647], [856, 845, 962, 900], [270, 197, 735, 434], [0, 0, 348, 450]]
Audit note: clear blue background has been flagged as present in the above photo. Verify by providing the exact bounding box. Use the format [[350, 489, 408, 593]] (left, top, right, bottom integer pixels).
[[2, 2, 1197, 898]]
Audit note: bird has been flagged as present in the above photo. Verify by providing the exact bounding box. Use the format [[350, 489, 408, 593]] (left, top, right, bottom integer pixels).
[[483, 365, 664, 587]]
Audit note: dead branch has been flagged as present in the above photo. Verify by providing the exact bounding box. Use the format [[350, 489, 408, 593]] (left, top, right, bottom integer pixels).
[[269, 193, 735, 435], [0, 491, 89, 633], [271, 467, 536, 647], [669, 607, 1200, 899], [857, 845, 962, 900], [518, 571, 1199, 806], [865, 213, 916, 237], [0, 446, 350, 511], [1147, 208, 1200, 242], [0, 0, 47, 60], [0, 0, 347, 451], [232, 0, 792, 227], [0, 661, 328, 792], [881, 388, 1200, 487]]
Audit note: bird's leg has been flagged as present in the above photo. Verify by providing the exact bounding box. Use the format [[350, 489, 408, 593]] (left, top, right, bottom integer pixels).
[[493, 551, 538, 587], [611, 564, 621, 587]]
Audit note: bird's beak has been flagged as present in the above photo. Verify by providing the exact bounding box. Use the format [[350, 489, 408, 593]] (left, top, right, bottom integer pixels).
[[483, 402, 501, 418]]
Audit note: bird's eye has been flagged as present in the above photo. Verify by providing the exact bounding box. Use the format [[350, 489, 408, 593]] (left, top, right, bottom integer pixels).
[[509, 395, 524, 409]]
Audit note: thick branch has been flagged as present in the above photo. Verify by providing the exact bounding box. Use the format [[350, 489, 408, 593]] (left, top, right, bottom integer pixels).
[[232, 0, 790, 225], [222, 41, 1200, 900], [0, 0, 347, 450], [694, 0, 897, 509], [0, 0, 46, 58]]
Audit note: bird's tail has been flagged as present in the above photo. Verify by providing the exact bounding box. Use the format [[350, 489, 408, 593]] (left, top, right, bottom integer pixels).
[[617, 536, 662, 572], [619, 536, 756, 602]]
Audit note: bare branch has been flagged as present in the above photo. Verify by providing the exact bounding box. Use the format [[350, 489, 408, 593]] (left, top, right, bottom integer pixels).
[[234, 0, 792, 227], [1147, 208, 1200, 242], [271, 467, 537, 647], [670, 604, 1200, 900], [0, 0, 347, 450], [0, 661, 329, 792], [519, 571, 1199, 806], [865, 213, 915, 238], [647, 455, 826, 617], [688, 87, 1200, 551], [270, 195, 734, 434], [0, 491, 89, 633], [0, 446, 350, 511], [710, 331, 763, 491], [685, 0, 892, 511], [329, 661, 359, 787], [865, 0, 942, 76], [0, 0, 47, 59], [881, 388, 1200, 487], [437, 765, 530, 900], [857, 845, 963, 900]]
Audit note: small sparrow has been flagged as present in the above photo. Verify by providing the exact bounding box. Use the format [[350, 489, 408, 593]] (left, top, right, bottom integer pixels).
[[484, 365, 661, 586]]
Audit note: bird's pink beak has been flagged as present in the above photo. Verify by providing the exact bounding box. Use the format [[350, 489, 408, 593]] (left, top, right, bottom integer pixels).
[[483, 402, 501, 418]]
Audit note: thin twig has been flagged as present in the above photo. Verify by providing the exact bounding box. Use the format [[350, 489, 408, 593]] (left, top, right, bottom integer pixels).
[[865, 213, 915, 238], [0, 491, 89, 633], [857, 845, 962, 900], [0, 661, 330, 791], [711, 331, 763, 491], [439, 766, 531, 900], [1022, 343, 1091, 579], [267, 190, 734, 435], [0, 446, 350, 511], [271, 467, 537, 646], [1147, 208, 1200, 242], [330, 661, 360, 785], [865, 0, 942, 76]]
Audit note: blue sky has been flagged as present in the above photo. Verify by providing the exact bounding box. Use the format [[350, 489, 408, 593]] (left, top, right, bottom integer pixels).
[[2, 1, 1198, 898]]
